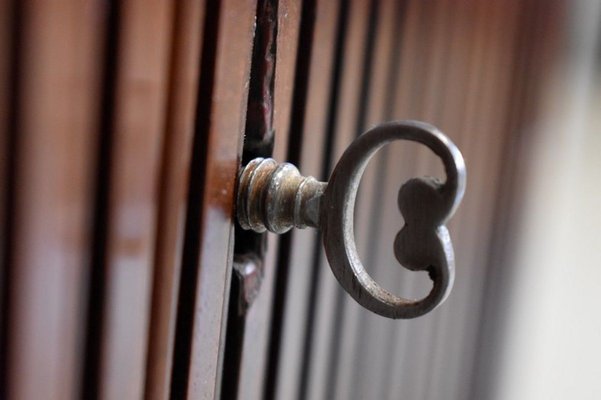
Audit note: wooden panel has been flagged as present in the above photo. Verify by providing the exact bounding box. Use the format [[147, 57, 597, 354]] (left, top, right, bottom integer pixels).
[[377, 1, 524, 400], [382, 1, 487, 398], [181, 1, 257, 398], [236, 0, 301, 398], [270, 1, 340, 398], [95, 1, 174, 399], [374, 2, 467, 397], [331, 1, 404, 398], [381, 2, 461, 398], [395, 1, 517, 398], [5, 1, 105, 398], [433, 2, 523, 399], [363, 2, 451, 399], [303, 1, 374, 399], [298, 1, 533, 399], [331, 1, 427, 396], [144, 1, 205, 399], [0, 1, 556, 399]]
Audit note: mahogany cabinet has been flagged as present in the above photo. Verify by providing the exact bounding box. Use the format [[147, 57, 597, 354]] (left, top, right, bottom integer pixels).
[[0, 0, 557, 399]]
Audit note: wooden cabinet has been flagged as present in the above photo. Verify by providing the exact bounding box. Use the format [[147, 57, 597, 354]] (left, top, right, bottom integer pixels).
[[0, 0, 555, 399]]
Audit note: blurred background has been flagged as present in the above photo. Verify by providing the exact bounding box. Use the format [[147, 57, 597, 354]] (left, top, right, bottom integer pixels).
[[1, 0, 600, 399]]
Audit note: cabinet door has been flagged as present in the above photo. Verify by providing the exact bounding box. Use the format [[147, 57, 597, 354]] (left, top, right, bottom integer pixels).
[[0, 1, 554, 399]]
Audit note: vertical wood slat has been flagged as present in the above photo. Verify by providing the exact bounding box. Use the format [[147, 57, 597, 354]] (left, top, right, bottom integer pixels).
[[350, 0, 427, 396], [5, 1, 105, 398], [400, 1, 512, 398], [303, 1, 374, 399], [369, 4, 436, 398], [470, 3, 556, 398], [236, 0, 301, 398], [436, 2, 523, 399], [331, 1, 404, 398], [376, 2, 526, 400], [392, 1, 474, 398], [381, 1, 475, 397], [345, 1, 427, 396], [384, 2, 458, 399], [272, 1, 340, 398], [97, 1, 174, 399], [423, 5, 495, 397], [384, 1, 489, 398], [374, 2, 452, 399], [183, 1, 257, 398], [263, 0, 318, 398], [144, 1, 205, 399]]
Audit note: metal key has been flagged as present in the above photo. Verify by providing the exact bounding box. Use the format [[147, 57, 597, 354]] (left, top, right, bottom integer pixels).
[[236, 120, 466, 319]]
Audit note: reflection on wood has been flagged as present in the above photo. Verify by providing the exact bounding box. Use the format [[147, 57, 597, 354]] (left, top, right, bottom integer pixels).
[[5, 1, 105, 399]]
